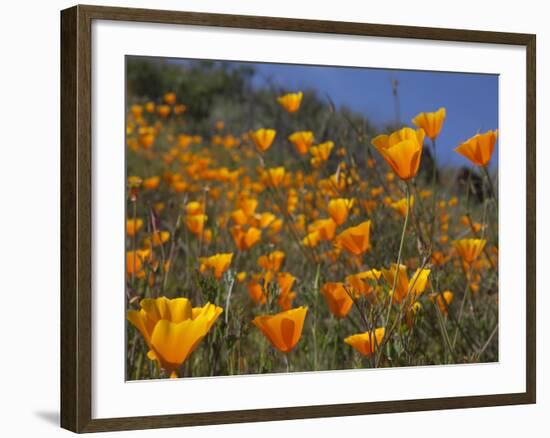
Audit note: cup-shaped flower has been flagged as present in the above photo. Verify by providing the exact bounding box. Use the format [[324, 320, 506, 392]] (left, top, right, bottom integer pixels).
[[199, 253, 233, 279], [327, 198, 354, 225], [231, 225, 262, 251], [345, 269, 382, 297], [262, 167, 286, 188], [288, 131, 314, 155], [126, 249, 151, 279], [390, 196, 414, 217], [345, 328, 385, 356], [454, 130, 497, 167], [412, 107, 446, 141], [252, 307, 308, 353], [251, 128, 276, 152], [302, 230, 321, 248], [247, 280, 267, 305], [321, 282, 353, 319], [258, 250, 285, 272], [146, 230, 170, 247], [126, 218, 143, 237], [277, 272, 296, 296], [335, 220, 371, 256], [308, 218, 337, 241], [142, 176, 160, 190], [371, 127, 425, 180], [186, 214, 208, 236], [453, 238, 487, 263], [381, 264, 431, 304], [277, 91, 303, 113], [310, 141, 334, 168], [430, 290, 454, 315], [127, 297, 222, 373]]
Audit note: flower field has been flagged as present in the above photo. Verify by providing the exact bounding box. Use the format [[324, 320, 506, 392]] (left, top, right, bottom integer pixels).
[[125, 59, 498, 380]]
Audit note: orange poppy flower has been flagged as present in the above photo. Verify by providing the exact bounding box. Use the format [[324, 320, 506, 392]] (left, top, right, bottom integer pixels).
[[146, 230, 170, 247], [252, 307, 308, 353], [142, 176, 160, 190], [263, 167, 285, 188], [186, 214, 208, 236], [231, 226, 262, 251], [163, 92, 176, 105], [127, 297, 222, 373], [430, 291, 454, 315], [327, 198, 354, 225], [390, 196, 414, 217], [454, 130, 498, 167], [247, 280, 267, 305], [412, 107, 446, 141], [371, 127, 425, 180], [277, 91, 303, 113], [381, 264, 431, 304], [308, 218, 337, 241], [288, 131, 314, 155], [310, 141, 334, 168], [321, 282, 353, 319], [344, 328, 385, 356], [126, 218, 143, 237], [453, 238, 487, 263], [345, 269, 382, 297], [251, 128, 276, 152], [199, 253, 233, 279], [258, 250, 285, 272], [335, 220, 371, 256]]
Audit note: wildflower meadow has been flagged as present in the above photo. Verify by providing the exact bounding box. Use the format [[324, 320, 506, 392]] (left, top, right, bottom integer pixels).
[[125, 58, 499, 380]]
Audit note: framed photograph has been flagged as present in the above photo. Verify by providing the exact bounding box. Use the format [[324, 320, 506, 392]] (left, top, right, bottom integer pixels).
[[60, 4, 536, 433]]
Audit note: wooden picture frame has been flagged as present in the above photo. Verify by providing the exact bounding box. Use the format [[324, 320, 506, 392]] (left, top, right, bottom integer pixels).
[[60, 4, 536, 433]]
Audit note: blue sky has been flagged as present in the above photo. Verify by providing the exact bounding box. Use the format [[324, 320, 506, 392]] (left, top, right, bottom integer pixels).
[[241, 62, 499, 166]]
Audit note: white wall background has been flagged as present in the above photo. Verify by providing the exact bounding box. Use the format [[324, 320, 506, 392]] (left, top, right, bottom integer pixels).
[[0, 0, 546, 436]]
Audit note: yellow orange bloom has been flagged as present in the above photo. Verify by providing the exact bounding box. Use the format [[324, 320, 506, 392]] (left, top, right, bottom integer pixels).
[[127, 297, 222, 373], [412, 107, 446, 141], [344, 328, 385, 356], [345, 269, 382, 297], [454, 130, 497, 167], [231, 226, 262, 251], [258, 250, 285, 272], [371, 127, 425, 180], [142, 176, 160, 190], [157, 104, 171, 118], [126, 249, 151, 279], [302, 230, 321, 248], [126, 218, 143, 237], [390, 196, 414, 217], [252, 307, 308, 353], [308, 218, 337, 241], [163, 92, 176, 105], [199, 253, 233, 279], [381, 264, 431, 304], [251, 128, 276, 152], [310, 141, 334, 168], [430, 291, 454, 315], [186, 214, 207, 236], [277, 272, 296, 296], [247, 280, 267, 305], [288, 131, 314, 155], [277, 290, 297, 311], [327, 198, 354, 226], [321, 282, 353, 319], [277, 91, 303, 113], [335, 220, 371, 256], [146, 230, 170, 247], [453, 238, 487, 263], [263, 167, 285, 188]]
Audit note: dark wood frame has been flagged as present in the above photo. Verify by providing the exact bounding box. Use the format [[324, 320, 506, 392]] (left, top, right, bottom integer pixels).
[[61, 4, 536, 433]]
